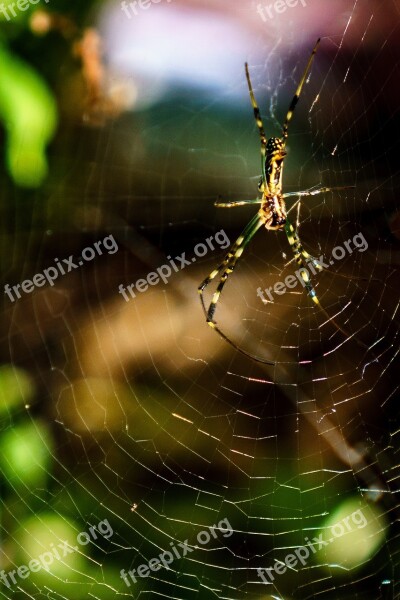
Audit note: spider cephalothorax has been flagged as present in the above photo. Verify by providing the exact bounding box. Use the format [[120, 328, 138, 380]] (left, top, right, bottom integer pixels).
[[265, 137, 286, 157], [264, 137, 287, 195]]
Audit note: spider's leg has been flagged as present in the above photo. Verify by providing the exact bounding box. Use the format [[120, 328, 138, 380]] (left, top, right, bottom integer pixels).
[[286, 220, 375, 305], [207, 218, 264, 322], [215, 197, 262, 208], [245, 62, 268, 186], [198, 213, 264, 323], [284, 187, 372, 284], [245, 63, 267, 146], [199, 213, 272, 362], [283, 186, 353, 200], [284, 218, 354, 339], [198, 213, 263, 318], [282, 38, 321, 142], [285, 219, 323, 273], [283, 185, 355, 204]]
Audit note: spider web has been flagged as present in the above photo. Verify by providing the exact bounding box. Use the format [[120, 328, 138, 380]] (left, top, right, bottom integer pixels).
[[1, 1, 400, 599]]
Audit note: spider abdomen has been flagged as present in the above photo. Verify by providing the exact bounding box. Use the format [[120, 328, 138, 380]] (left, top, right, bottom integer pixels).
[[259, 194, 287, 231]]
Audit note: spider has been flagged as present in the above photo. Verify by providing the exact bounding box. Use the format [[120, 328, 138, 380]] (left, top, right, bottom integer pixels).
[[198, 39, 353, 363]]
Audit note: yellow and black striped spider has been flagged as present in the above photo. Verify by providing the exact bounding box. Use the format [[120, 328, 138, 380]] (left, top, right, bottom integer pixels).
[[199, 39, 351, 363]]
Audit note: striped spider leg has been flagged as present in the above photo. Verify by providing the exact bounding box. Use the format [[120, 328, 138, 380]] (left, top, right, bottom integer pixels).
[[198, 39, 352, 361]]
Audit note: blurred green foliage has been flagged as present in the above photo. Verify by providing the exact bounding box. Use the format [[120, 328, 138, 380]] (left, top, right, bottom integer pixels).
[[0, 44, 57, 187], [0, 0, 98, 188], [0, 419, 53, 488], [0, 364, 34, 417]]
